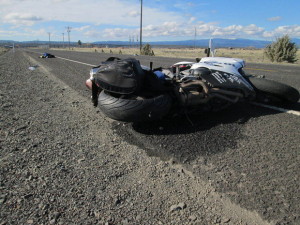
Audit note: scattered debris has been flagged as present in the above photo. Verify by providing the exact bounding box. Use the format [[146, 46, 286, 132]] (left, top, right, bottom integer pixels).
[[28, 65, 38, 71], [170, 202, 187, 212]]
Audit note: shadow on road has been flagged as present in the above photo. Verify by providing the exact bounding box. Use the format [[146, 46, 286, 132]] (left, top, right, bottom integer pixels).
[[272, 101, 300, 111], [112, 102, 280, 162]]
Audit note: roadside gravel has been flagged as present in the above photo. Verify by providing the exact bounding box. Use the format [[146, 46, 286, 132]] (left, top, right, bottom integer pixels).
[[0, 50, 269, 225]]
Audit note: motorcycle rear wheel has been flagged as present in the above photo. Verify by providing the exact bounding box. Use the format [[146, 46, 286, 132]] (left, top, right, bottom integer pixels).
[[249, 77, 299, 103], [98, 91, 172, 122]]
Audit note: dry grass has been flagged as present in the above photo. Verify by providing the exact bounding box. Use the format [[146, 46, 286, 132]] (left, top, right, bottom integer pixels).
[[52, 47, 300, 65], [0, 47, 9, 56]]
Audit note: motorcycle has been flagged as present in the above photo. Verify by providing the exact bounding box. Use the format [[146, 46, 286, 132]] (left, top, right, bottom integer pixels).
[[85, 56, 299, 123]]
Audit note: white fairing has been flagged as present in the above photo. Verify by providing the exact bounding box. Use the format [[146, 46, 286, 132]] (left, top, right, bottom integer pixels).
[[192, 57, 245, 76], [173, 61, 194, 66], [209, 39, 216, 57], [173, 57, 245, 76], [196, 57, 254, 91], [172, 57, 253, 91]]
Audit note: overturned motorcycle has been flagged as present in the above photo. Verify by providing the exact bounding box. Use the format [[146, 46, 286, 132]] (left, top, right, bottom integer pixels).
[[86, 56, 299, 122]]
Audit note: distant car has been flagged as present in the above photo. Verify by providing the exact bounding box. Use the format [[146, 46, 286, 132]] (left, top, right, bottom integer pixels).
[[39, 52, 55, 58]]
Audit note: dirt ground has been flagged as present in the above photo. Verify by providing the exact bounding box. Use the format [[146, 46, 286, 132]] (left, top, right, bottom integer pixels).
[[0, 50, 279, 225]]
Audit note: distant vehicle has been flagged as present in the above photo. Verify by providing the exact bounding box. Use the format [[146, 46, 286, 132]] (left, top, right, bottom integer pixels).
[[39, 52, 55, 58], [3, 45, 13, 48]]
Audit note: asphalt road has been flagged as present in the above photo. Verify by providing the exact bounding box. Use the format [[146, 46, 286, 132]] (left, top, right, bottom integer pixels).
[[24, 49, 300, 224]]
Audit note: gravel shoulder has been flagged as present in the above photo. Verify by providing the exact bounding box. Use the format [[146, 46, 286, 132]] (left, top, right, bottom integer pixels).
[[0, 51, 272, 224]]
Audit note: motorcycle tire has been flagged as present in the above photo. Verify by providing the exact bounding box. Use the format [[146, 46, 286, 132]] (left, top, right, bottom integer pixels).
[[248, 77, 299, 103], [98, 91, 172, 122]]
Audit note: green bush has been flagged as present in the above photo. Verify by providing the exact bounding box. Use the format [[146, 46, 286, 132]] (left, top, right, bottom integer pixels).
[[141, 43, 155, 56], [264, 35, 298, 63]]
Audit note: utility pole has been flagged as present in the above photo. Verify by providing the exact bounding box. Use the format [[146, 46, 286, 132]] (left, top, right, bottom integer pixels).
[[139, 0, 143, 53], [129, 35, 131, 48], [66, 26, 72, 49], [62, 33, 65, 48], [48, 32, 51, 49], [194, 27, 197, 49]]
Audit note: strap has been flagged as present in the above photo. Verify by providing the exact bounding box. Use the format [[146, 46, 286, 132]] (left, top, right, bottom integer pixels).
[[92, 81, 99, 107]]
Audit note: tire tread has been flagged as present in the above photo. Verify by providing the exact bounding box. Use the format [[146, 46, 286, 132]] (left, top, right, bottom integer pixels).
[[98, 91, 172, 122]]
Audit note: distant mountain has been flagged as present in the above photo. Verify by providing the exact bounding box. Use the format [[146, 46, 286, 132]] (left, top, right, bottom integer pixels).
[[94, 38, 300, 49], [2, 38, 300, 48], [0, 40, 19, 43]]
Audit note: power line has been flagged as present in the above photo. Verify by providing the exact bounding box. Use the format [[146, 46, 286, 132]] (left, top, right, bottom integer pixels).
[[48, 32, 51, 49], [129, 35, 131, 48], [66, 26, 72, 49], [194, 27, 197, 49], [62, 33, 65, 48], [140, 0, 143, 53]]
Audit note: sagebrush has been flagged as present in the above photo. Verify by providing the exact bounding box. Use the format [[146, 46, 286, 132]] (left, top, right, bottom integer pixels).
[[141, 43, 155, 56], [264, 35, 298, 63]]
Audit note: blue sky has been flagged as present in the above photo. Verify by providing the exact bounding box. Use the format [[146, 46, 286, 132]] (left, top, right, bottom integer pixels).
[[1, 0, 299, 42]]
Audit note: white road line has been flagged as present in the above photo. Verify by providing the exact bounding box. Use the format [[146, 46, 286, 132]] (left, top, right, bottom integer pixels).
[[26, 50, 97, 67], [251, 102, 300, 116], [55, 56, 97, 67]]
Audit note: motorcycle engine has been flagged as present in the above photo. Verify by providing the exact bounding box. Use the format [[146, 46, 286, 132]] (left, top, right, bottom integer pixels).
[[177, 80, 209, 106]]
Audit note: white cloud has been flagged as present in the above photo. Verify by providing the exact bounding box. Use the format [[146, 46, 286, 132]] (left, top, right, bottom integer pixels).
[[127, 10, 140, 17], [102, 28, 132, 38], [243, 24, 264, 35], [210, 24, 264, 37], [0, 0, 184, 27], [0, 0, 299, 41], [268, 16, 282, 22], [4, 13, 43, 26], [73, 25, 91, 32], [188, 17, 197, 24], [263, 25, 300, 38], [92, 22, 299, 41], [197, 24, 217, 33], [0, 27, 46, 39], [83, 30, 102, 38], [0, 29, 19, 37], [23, 28, 47, 37]]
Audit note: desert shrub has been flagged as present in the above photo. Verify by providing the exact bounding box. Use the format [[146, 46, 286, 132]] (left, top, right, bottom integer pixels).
[[0, 47, 9, 56], [141, 44, 155, 56], [264, 35, 298, 63]]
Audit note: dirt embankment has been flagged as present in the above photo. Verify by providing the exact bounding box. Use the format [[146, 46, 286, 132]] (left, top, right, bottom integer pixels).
[[0, 50, 268, 225]]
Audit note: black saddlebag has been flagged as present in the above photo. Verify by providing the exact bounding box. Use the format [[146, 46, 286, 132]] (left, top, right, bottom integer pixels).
[[93, 57, 145, 95]]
